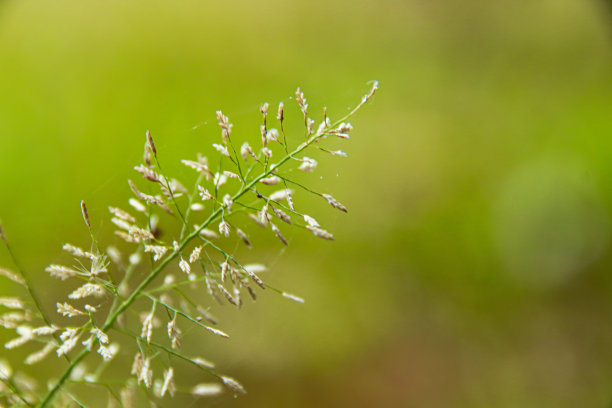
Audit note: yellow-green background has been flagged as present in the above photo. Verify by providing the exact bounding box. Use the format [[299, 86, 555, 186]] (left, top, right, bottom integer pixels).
[[1, 0, 612, 407]]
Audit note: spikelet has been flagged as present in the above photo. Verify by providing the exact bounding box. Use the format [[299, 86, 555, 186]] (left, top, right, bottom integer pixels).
[[261, 147, 272, 158], [68, 283, 105, 300], [0, 267, 24, 285], [182, 159, 212, 176], [298, 157, 317, 172], [5, 329, 33, 350], [222, 376, 246, 395], [214, 172, 228, 187], [141, 312, 154, 344], [133, 164, 159, 182], [286, 190, 295, 211], [25, 343, 55, 365], [191, 383, 223, 397], [223, 194, 233, 211], [266, 128, 280, 144], [269, 205, 291, 225], [219, 221, 230, 238], [127, 226, 155, 242], [249, 213, 267, 228], [260, 125, 267, 147], [203, 325, 229, 339], [295, 87, 308, 118], [131, 353, 144, 377], [97, 344, 114, 360], [303, 214, 320, 227], [145, 129, 157, 157], [244, 264, 267, 274], [91, 328, 109, 344], [140, 358, 153, 388], [161, 368, 175, 397], [32, 325, 58, 336], [179, 258, 191, 274], [236, 228, 251, 248], [223, 171, 239, 179], [260, 176, 281, 185], [218, 284, 238, 307], [167, 317, 182, 350], [80, 201, 91, 229], [277, 101, 284, 122], [216, 110, 232, 144], [244, 267, 265, 290], [269, 188, 294, 202], [144, 245, 168, 261], [57, 328, 81, 357], [212, 143, 230, 157], [198, 186, 214, 201], [0, 297, 24, 309], [193, 357, 215, 369], [282, 292, 305, 303], [307, 118, 315, 135], [189, 246, 202, 263], [191, 203, 204, 212], [220, 262, 230, 282], [197, 227, 219, 240], [84, 304, 97, 313], [46, 265, 79, 280], [270, 222, 288, 246], [62, 244, 96, 260], [128, 198, 147, 213], [240, 142, 256, 161], [111, 217, 132, 231], [306, 225, 334, 240], [322, 193, 348, 213], [57, 302, 84, 317]]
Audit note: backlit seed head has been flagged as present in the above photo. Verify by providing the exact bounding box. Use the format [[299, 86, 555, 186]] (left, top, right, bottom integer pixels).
[[68, 283, 105, 300], [266, 128, 280, 144], [219, 221, 230, 238], [144, 245, 168, 262], [57, 302, 84, 317], [270, 222, 288, 246], [277, 101, 284, 122], [260, 176, 281, 185], [298, 157, 317, 172], [236, 228, 251, 248], [295, 87, 308, 118], [145, 129, 157, 157], [262, 147, 272, 158], [223, 194, 233, 211], [198, 186, 214, 201], [191, 383, 223, 397], [241, 142, 257, 161], [189, 246, 202, 263], [179, 258, 191, 274], [212, 143, 230, 157], [322, 193, 348, 213], [306, 225, 334, 240], [222, 376, 246, 395], [80, 201, 91, 229]]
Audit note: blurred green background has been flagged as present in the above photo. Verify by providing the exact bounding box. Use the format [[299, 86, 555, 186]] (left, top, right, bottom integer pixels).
[[1, 0, 612, 407]]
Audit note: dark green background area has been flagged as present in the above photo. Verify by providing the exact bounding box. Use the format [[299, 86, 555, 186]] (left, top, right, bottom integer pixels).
[[1, 0, 612, 407]]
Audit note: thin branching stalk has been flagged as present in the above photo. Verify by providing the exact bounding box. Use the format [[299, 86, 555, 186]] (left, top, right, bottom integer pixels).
[[0, 82, 377, 408]]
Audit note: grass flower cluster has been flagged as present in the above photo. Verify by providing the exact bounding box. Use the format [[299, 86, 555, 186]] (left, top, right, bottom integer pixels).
[[0, 82, 377, 407]]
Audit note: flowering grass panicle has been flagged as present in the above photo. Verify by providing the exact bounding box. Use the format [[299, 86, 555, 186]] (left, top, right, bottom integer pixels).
[[0, 82, 377, 407]]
